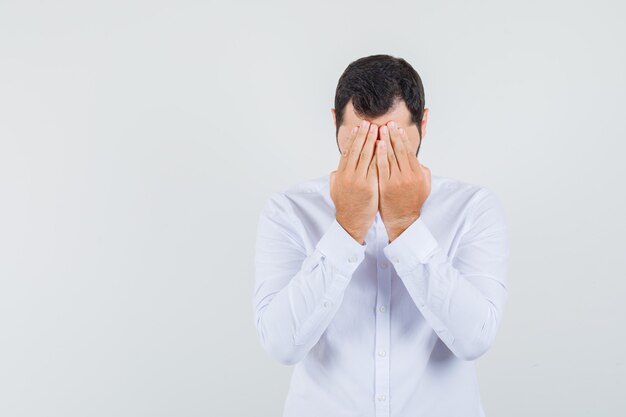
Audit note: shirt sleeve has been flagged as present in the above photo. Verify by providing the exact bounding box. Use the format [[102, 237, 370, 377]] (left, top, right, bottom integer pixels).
[[253, 192, 367, 366], [382, 187, 510, 361]]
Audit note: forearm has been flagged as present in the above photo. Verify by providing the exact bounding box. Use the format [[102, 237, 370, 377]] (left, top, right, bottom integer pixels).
[[254, 218, 366, 365], [384, 214, 509, 361], [392, 249, 507, 360]]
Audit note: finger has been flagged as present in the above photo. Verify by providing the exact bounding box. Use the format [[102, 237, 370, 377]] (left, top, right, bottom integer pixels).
[[367, 143, 377, 178], [379, 125, 399, 175], [376, 137, 390, 181], [398, 127, 418, 172], [421, 163, 431, 183], [346, 120, 371, 172], [338, 125, 359, 172], [356, 123, 378, 177], [387, 121, 410, 172]]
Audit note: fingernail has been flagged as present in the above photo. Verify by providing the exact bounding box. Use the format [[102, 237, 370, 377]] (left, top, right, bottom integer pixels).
[[389, 121, 396, 128]]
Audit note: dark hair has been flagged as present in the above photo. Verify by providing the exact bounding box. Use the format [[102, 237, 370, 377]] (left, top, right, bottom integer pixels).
[[333, 54, 425, 156]]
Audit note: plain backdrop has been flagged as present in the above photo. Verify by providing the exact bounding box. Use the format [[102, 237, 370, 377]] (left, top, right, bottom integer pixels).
[[1, 0, 625, 416]]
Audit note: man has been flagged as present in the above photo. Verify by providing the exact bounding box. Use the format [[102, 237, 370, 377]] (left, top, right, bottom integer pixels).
[[252, 54, 509, 417]]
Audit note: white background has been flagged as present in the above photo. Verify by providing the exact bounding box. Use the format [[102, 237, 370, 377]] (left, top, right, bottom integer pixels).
[[1, 0, 625, 416]]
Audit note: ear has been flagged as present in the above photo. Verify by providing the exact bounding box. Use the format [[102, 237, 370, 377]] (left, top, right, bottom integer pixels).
[[420, 108, 429, 138], [331, 108, 336, 129]]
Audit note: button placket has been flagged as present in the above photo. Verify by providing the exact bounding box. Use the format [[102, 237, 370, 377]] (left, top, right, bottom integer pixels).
[[374, 227, 391, 417]]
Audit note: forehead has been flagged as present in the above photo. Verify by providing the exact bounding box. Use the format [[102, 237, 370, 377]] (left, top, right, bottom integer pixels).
[[342, 99, 412, 127]]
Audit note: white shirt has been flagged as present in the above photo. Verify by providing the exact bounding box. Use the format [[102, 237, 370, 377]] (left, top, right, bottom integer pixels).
[[252, 172, 510, 417]]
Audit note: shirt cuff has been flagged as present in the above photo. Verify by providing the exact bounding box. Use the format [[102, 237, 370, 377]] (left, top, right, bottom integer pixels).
[[383, 216, 440, 275], [315, 218, 367, 277]]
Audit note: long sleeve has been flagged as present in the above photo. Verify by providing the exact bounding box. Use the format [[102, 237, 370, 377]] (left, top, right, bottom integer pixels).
[[383, 187, 510, 361], [253, 192, 367, 366]]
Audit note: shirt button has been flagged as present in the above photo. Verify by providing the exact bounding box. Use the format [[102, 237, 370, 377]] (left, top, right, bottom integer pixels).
[[378, 305, 386, 313], [348, 255, 358, 263], [380, 261, 388, 269], [391, 256, 399, 264], [378, 350, 386, 357], [377, 394, 386, 401], [323, 300, 331, 308]]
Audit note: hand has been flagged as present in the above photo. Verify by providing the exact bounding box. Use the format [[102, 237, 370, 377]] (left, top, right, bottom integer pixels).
[[330, 120, 379, 244], [375, 120, 431, 242]]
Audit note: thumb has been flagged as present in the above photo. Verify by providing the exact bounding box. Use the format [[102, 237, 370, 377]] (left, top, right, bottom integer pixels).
[[420, 163, 430, 182]]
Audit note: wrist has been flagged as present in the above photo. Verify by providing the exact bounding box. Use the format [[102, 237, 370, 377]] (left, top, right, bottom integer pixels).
[[386, 213, 420, 242], [336, 217, 367, 245]]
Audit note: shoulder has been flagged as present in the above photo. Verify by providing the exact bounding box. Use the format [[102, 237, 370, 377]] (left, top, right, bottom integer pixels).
[[426, 173, 483, 213], [259, 173, 330, 217], [431, 173, 483, 199], [428, 173, 507, 225]]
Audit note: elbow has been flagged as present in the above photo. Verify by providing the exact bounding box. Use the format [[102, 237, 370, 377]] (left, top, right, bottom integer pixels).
[[255, 314, 303, 366], [454, 338, 493, 361], [277, 356, 300, 366], [261, 334, 302, 366], [452, 313, 501, 361]]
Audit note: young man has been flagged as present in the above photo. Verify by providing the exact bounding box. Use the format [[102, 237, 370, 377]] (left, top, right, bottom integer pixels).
[[253, 54, 510, 417]]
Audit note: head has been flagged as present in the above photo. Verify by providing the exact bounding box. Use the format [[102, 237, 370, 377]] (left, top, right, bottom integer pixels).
[[331, 54, 429, 158]]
